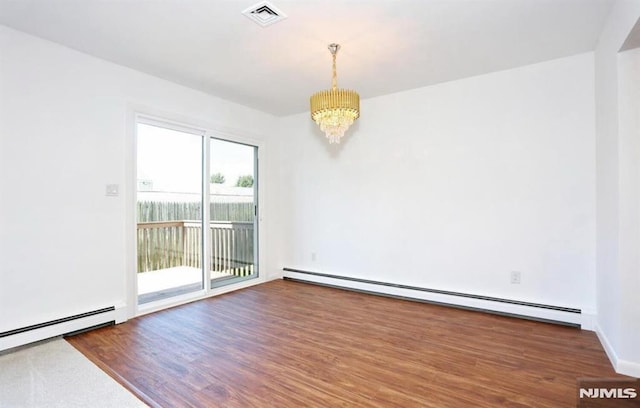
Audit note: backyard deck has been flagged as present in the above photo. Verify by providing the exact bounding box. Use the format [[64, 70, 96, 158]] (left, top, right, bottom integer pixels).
[[138, 266, 232, 296], [136, 218, 256, 303], [137, 266, 255, 304]]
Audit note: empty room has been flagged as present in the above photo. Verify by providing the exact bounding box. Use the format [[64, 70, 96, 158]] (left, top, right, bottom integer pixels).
[[1, 0, 639, 406]]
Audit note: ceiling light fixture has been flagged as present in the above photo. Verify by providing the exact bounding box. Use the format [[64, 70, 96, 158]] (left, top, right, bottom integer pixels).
[[310, 43, 360, 144]]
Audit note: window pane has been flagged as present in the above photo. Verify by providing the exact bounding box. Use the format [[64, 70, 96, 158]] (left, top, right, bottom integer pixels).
[[209, 138, 257, 288], [136, 123, 203, 304]]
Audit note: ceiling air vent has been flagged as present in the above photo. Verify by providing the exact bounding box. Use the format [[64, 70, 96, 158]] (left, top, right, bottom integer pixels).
[[242, 1, 287, 27]]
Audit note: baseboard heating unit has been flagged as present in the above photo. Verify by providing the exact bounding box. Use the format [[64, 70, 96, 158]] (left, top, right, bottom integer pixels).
[[0, 305, 126, 352], [283, 268, 591, 329]]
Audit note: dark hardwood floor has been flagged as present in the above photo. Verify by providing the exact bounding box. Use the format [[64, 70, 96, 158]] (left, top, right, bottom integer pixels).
[[67, 279, 624, 407]]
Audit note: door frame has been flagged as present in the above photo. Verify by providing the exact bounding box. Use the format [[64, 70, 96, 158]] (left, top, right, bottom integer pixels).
[[125, 106, 267, 319]]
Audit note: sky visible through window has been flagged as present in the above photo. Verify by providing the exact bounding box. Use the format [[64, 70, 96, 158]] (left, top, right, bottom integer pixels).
[[137, 123, 254, 195]]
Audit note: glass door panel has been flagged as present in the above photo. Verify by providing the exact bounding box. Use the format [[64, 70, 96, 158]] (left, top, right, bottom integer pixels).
[[136, 122, 204, 304], [209, 138, 258, 288]]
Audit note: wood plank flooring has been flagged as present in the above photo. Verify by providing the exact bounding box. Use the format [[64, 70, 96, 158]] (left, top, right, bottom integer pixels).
[[67, 279, 624, 407]]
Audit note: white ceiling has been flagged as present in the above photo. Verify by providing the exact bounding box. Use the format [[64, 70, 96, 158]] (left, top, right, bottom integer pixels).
[[0, 0, 615, 116]]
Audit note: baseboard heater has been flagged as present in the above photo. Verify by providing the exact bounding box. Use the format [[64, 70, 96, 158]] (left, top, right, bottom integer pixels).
[[283, 268, 584, 328], [0, 306, 122, 352]]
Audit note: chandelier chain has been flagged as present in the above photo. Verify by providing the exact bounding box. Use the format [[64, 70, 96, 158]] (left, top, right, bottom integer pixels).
[[332, 53, 337, 90]]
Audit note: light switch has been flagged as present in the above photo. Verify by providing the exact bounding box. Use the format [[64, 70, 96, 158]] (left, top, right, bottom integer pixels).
[[106, 184, 119, 196]]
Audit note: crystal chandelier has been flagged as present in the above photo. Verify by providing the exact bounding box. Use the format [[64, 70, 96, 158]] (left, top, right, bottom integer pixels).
[[310, 43, 360, 144]]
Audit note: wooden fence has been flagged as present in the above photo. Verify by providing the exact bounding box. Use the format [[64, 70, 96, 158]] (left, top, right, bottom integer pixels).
[[138, 201, 254, 223], [137, 220, 255, 277]]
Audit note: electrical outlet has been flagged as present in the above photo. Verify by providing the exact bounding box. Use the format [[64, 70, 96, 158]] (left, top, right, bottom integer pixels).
[[510, 271, 521, 284], [311, 252, 317, 262]]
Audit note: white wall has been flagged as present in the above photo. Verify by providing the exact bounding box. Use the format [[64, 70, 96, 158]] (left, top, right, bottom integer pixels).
[[593, 0, 640, 377], [617, 47, 640, 370], [0, 25, 279, 334], [278, 53, 596, 313]]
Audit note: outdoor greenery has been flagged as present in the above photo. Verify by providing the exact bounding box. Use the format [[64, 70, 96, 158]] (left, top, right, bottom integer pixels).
[[210, 172, 226, 184], [236, 175, 254, 188]]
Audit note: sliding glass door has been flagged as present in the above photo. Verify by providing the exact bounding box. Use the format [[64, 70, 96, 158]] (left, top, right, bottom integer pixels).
[[135, 119, 258, 306], [209, 138, 258, 288], [136, 122, 205, 304]]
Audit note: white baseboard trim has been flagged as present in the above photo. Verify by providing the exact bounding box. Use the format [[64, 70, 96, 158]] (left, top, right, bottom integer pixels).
[[617, 359, 640, 378], [594, 322, 618, 372], [0, 304, 127, 352], [284, 269, 586, 328], [580, 309, 596, 331], [113, 302, 128, 324], [266, 270, 284, 281], [594, 323, 640, 378]]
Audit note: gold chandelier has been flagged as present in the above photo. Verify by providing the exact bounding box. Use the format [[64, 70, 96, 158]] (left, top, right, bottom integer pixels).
[[310, 43, 360, 144]]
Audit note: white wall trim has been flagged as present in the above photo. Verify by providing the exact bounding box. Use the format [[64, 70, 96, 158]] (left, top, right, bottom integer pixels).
[[284, 269, 587, 328], [594, 322, 619, 371], [617, 359, 640, 379], [265, 272, 283, 282], [595, 323, 640, 378], [0, 304, 126, 352], [580, 309, 596, 331], [113, 302, 128, 324]]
